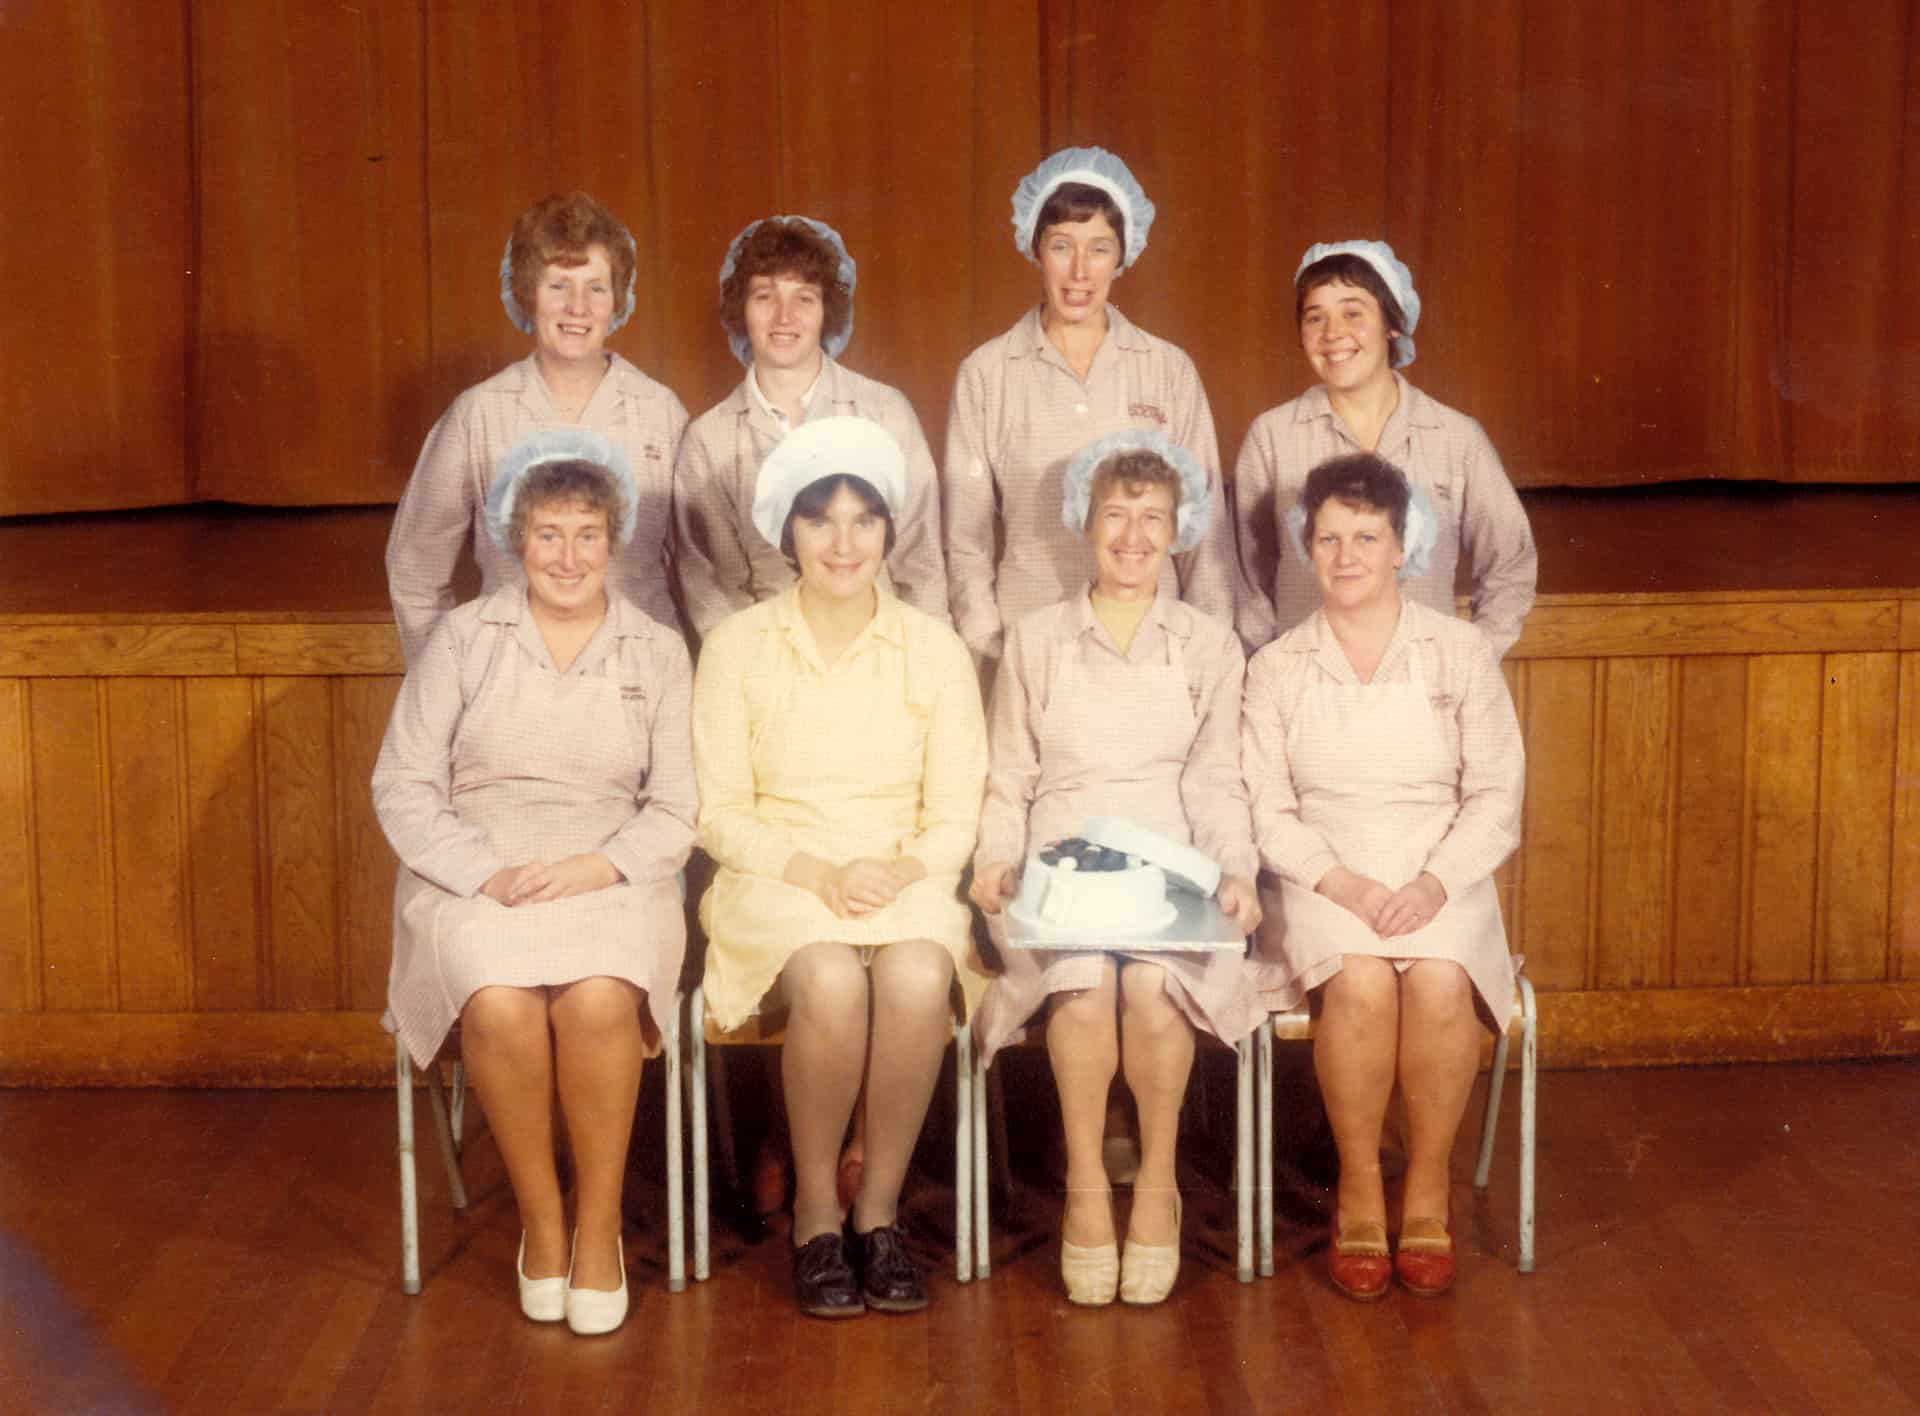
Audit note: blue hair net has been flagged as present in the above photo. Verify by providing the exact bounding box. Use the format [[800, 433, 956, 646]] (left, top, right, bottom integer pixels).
[[1284, 483, 1438, 581], [717, 215, 858, 369], [1061, 428, 1210, 554], [499, 222, 641, 337], [485, 427, 639, 552], [1011, 147, 1156, 269], [1295, 239, 1422, 368]]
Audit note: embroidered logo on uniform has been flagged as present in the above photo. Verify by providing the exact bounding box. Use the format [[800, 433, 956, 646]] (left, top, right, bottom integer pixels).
[[643, 444, 664, 461], [620, 685, 647, 701], [1129, 403, 1168, 425]]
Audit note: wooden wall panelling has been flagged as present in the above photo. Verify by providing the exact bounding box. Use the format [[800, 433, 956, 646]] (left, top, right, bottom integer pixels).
[[0, 3, 190, 515], [1743, 655, 1822, 983], [1895, 652, 1919, 981], [337, 677, 403, 1011], [1593, 658, 1675, 989], [1516, 659, 1598, 989], [0, 681, 38, 1010], [191, 0, 431, 505], [261, 678, 340, 1010], [641, 0, 781, 426], [1815, 653, 1898, 982], [107, 680, 191, 1011], [1385, 0, 1525, 475], [0, 624, 235, 678], [1786, 4, 1917, 481], [29, 681, 115, 1010], [1513, 596, 1899, 661], [424, 2, 662, 416], [234, 624, 402, 678], [958, 0, 1047, 358], [183, 679, 263, 1009], [1669, 658, 1748, 987]]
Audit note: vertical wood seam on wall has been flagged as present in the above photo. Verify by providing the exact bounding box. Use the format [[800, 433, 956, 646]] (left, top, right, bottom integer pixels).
[[1662, 655, 1682, 986], [253, 678, 272, 1008], [1779, 0, 1802, 468], [1584, 658, 1604, 989], [1897, 648, 1916, 983], [173, 678, 197, 1004], [182, 0, 202, 500], [1509, 661, 1527, 959], [96, 679, 120, 1010], [416, 0, 433, 380], [637, 0, 662, 372], [16, 681, 43, 1011], [1738, 657, 1759, 984], [1811, 651, 1831, 982], [330, 677, 348, 1010]]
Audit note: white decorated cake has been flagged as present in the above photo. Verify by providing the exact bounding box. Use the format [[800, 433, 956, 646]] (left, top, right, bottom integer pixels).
[[1008, 836, 1175, 935]]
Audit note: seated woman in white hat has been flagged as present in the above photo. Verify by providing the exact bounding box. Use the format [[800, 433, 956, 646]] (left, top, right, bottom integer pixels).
[[692, 416, 988, 1319]]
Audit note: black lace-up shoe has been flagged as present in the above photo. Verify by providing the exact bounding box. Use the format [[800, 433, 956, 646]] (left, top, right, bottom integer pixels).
[[849, 1223, 928, 1313], [791, 1232, 864, 1318]]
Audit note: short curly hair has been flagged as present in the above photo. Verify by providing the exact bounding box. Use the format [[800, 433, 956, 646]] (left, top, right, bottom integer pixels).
[[719, 218, 852, 351], [1086, 449, 1182, 524], [507, 460, 625, 554], [1300, 453, 1411, 544], [507, 192, 635, 326]]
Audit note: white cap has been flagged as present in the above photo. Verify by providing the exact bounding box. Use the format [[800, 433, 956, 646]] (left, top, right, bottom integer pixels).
[[750, 416, 907, 551]]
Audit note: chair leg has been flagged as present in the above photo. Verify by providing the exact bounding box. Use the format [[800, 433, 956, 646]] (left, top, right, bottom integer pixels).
[[973, 1043, 991, 1279], [689, 986, 710, 1283], [1519, 976, 1537, 1275], [424, 1061, 466, 1212], [1255, 1017, 1274, 1278], [1474, 1025, 1511, 1190], [449, 1060, 466, 1153], [1235, 1034, 1254, 1283], [397, 1038, 421, 1296], [666, 998, 687, 1293], [954, 1022, 973, 1283]]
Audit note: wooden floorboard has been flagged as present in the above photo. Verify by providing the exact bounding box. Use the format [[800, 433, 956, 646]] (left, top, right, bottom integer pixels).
[[2, 1059, 1917, 1414]]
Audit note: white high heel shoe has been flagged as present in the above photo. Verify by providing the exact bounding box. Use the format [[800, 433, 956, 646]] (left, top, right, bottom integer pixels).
[[516, 1233, 567, 1323], [564, 1230, 629, 1336], [1119, 1193, 1182, 1306]]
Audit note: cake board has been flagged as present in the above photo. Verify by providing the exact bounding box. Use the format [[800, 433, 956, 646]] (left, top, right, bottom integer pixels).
[[1004, 886, 1248, 954]]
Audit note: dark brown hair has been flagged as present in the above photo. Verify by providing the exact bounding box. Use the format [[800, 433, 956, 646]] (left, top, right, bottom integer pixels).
[[1300, 453, 1410, 544], [719, 219, 853, 350], [508, 460, 624, 553], [1030, 182, 1127, 263], [507, 192, 635, 325]]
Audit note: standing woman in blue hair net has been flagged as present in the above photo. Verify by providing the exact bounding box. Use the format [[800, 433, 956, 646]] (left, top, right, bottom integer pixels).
[[1230, 241, 1536, 658], [674, 215, 948, 640], [386, 192, 689, 668], [943, 148, 1241, 670]]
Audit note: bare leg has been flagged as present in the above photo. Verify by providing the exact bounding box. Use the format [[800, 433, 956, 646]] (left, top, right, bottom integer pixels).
[[1313, 956, 1399, 1228], [461, 986, 564, 1277], [780, 942, 869, 1243], [1396, 960, 1482, 1223], [851, 939, 955, 1232], [1117, 962, 1194, 1245], [1045, 958, 1120, 1247], [549, 977, 645, 1291]]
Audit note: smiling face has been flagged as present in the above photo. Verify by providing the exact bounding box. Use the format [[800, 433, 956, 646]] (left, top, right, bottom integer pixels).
[[789, 480, 888, 605], [519, 497, 611, 617], [1307, 497, 1403, 613], [1087, 478, 1176, 597], [1038, 213, 1122, 331], [532, 244, 615, 368], [744, 272, 826, 374], [1299, 279, 1397, 397]]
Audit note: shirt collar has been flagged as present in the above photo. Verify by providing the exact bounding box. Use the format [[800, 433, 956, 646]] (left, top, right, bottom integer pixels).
[[1073, 583, 1189, 656], [1011, 303, 1150, 362], [745, 357, 827, 432], [1303, 598, 1432, 683], [1291, 372, 1439, 440], [770, 582, 907, 669]]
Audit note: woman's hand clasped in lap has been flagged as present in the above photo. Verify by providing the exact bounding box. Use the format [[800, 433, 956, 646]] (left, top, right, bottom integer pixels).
[[788, 853, 928, 919], [1215, 873, 1262, 931], [968, 861, 1018, 916], [1315, 865, 1394, 930], [1374, 871, 1446, 937], [480, 853, 623, 907]]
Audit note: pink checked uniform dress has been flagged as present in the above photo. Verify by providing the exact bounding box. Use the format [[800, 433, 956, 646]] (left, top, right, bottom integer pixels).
[[971, 591, 1265, 1066], [1245, 601, 1523, 1025], [374, 587, 697, 1067]]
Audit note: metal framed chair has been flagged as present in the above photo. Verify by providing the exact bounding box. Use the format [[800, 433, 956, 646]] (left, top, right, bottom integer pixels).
[[394, 1000, 688, 1295], [684, 982, 975, 1284], [1251, 972, 1538, 1277]]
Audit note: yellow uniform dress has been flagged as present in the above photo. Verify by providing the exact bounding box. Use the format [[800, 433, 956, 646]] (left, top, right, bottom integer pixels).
[[692, 586, 988, 1030]]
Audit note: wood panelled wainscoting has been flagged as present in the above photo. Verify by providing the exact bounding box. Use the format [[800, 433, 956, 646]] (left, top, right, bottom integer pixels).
[[2, 592, 1916, 1086]]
